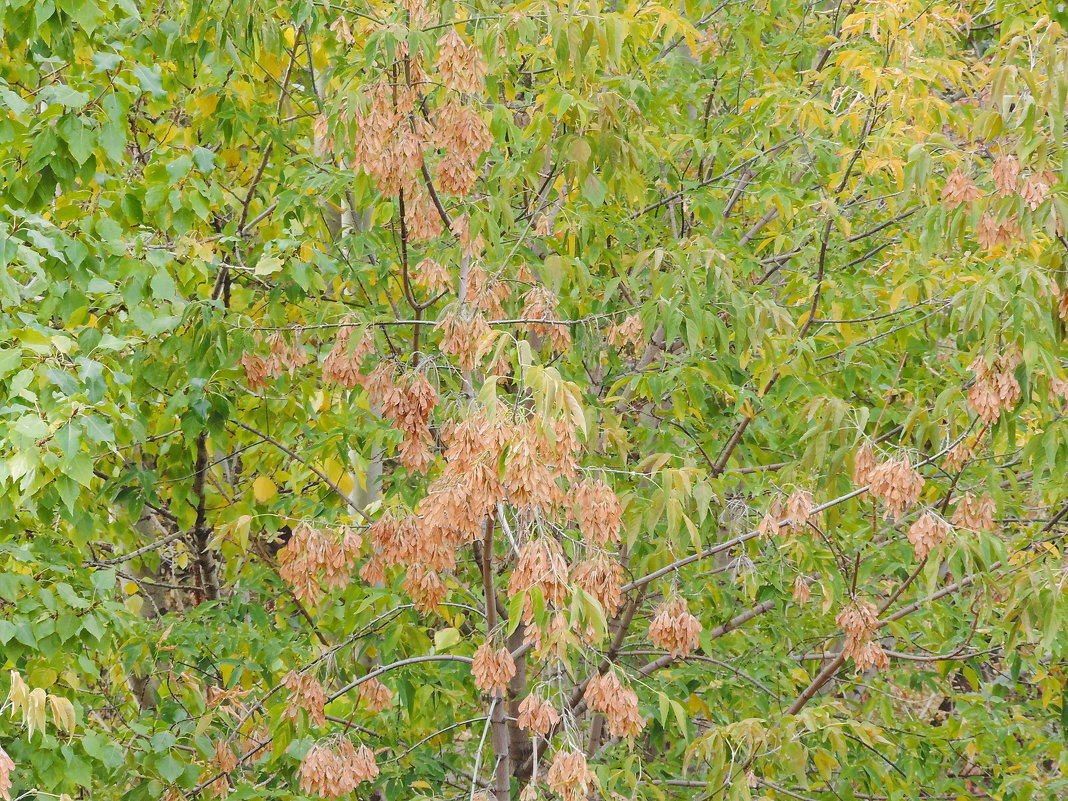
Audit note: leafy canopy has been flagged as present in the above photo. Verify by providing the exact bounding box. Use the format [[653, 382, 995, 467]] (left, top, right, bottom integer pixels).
[[2, 1, 1068, 800]]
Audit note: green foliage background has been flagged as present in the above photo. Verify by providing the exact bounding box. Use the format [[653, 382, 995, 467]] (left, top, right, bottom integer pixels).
[[2, 0, 1068, 799]]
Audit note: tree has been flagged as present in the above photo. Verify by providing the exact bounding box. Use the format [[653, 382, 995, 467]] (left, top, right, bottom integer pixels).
[[2, 0, 1068, 799]]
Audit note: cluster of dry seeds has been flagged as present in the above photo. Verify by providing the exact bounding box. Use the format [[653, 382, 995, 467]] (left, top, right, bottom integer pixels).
[[298, 741, 378, 798], [516, 694, 560, 736], [867, 456, 924, 520], [574, 479, 623, 546], [520, 286, 572, 353], [906, 512, 951, 560], [0, 746, 14, 801], [277, 524, 363, 605], [968, 354, 1021, 424], [572, 554, 624, 616], [951, 492, 996, 531], [321, 325, 374, 388], [281, 671, 327, 727], [471, 644, 516, 696], [546, 749, 595, 801], [241, 334, 310, 389], [356, 677, 392, 713], [605, 313, 644, 355], [836, 599, 888, 672], [648, 597, 703, 659], [584, 672, 644, 739]]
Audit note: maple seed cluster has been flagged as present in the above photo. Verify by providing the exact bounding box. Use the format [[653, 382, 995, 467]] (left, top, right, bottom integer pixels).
[[547, 750, 595, 801], [520, 285, 572, 353], [648, 597, 703, 658], [836, 599, 888, 672], [574, 479, 624, 546], [605, 313, 645, 354], [572, 554, 624, 616], [866, 455, 924, 520], [471, 643, 516, 696], [906, 512, 951, 560], [281, 671, 327, 727], [277, 523, 363, 605], [321, 325, 373, 388], [241, 333, 310, 389], [584, 671, 645, 739], [357, 677, 393, 712], [968, 354, 1021, 424], [298, 741, 378, 798], [0, 745, 13, 801], [206, 741, 237, 799], [951, 492, 996, 531], [367, 363, 438, 473], [516, 694, 560, 736]]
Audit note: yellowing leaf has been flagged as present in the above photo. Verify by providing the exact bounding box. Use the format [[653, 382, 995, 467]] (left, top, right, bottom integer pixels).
[[252, 475, 277, 503]]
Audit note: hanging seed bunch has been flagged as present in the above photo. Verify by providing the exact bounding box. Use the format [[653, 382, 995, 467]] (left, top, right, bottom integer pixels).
[[951, 492, 996, 531], [584, 671, 645, 739], [438, 309, 494, 371], [379, 408, 511, 613], [508, 535, 570, 626], [648, 597, 703, 658], [435, 29, 486, 95], [991, 154, 1020, 196], [367, 514, 411, 568], [868, 456, 924, 520], [240, 351, 270, 390], [412, 258, 451, 294], [605, 313, 644, 355], [451, 214, 486, 258], [572, 554, 623, 616], [852, 441, 877, 486], [357, 677, 392, 712], [0, 745, 13, 801], [464, 263, 512, 319], [968, 354, 1021, 424], [836, 599, 888, 672], [404, 183, 444, 241], [432, 98, 492, 197], [942, 439, 974, 472], [277, 524, 363, 604], [321, 325, 373, 388], [792, 575, 811, 604], [298, 741, 378, 798], [206, 740, 237, 799], [521, 285, 572, 353], [906, 512, 951, 560], [785, 488, 816, 535], [504, 418, 563, 510], [516, 694, 560, 736], [262, 333, 309, 380], [400, 0, 436, 30], [281, 671, 327, 727], [574, 479, 623, 545], [547, 750, 595, 801], [975, 212, 1020, 251], [1019, 169, 1056, 211], [940, 167, 982, 209], [367, 366, 438, 474], [401, 564, 448, 613], [757, 498, 783, 538], [471, 644, 516, 696]]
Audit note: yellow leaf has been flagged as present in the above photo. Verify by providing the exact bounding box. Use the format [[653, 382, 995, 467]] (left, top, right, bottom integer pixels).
[[195, 93, 219, 115], [48, 694, 76, 733], [26, 687, 47, 737], [252, 475, 277, 503], [125, 595, 144, 615]]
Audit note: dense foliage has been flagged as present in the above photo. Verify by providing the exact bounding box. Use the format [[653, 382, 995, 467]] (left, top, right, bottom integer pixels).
[[3, 0, 1068, 799]]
